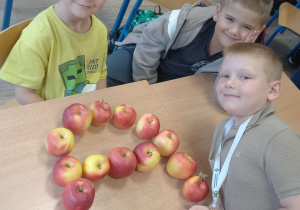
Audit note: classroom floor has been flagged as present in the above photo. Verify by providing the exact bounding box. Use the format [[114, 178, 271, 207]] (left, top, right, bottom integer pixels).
[[0, 0, 299, 105]]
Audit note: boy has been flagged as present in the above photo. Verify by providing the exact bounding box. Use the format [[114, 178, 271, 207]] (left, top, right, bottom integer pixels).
[[190, 43, 300, 210], [106, 0, 273, 87], [0, 0, 108, 105]]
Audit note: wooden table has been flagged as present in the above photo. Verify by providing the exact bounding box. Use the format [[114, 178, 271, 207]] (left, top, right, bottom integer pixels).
[[0, 80, 208, 209], [0, 73, 299, 209]]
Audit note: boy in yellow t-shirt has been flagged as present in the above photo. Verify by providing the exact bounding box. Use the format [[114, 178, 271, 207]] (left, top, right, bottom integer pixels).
[[0, 0, 108, 105]]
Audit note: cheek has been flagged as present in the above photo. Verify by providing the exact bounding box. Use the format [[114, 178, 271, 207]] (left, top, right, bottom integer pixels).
[[239, 30, 253, 41], [216, 83, 223, 95]]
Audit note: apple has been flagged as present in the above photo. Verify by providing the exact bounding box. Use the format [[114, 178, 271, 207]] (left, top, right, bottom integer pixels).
[[108, 147, 137, 179], [62, 103, 92, 135], [89, 100, 112, 126], [133, 141, 160, 172], [136, 113, 160, 140], [82, 154, 110, 182], [46, 127, 74, 157], [166, 152, 197, 179], [153, 129, 179, 156], [52, 156, 82, 187], [63, 178, 95, 210], [182, 172, 209, 202], [112, 104, 137, 129]]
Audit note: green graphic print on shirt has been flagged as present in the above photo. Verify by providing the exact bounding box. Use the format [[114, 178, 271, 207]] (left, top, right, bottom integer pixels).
[[59, 55, 90, 97]]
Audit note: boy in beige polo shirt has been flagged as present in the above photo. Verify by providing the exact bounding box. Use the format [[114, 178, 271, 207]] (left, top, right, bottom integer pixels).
[[190, 43, 300, 210]]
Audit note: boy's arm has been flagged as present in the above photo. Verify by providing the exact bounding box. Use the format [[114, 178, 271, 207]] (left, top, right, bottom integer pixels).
[[131, 12, 172, 84], [96, 79, 107, 90], [278, 194, 300, 210], [15, 85, 44, 105]]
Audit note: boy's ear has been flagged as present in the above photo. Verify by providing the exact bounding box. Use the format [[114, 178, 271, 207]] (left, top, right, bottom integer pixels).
[[213, 4, 221, 22], [267, 81, 282, 102]]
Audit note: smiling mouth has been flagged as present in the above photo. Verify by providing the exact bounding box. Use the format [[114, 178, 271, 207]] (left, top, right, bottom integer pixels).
[[224, 94, 240, 98], [225, 34, 239, 42], [76, 3, 92, 9]]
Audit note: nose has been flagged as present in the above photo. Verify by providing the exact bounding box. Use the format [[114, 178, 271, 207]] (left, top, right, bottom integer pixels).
[[225, 77, 237, 89], [229, 25, 240, 36]]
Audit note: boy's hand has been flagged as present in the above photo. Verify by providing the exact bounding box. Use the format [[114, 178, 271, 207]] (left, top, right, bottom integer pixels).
[[244, 25, 266, 43]]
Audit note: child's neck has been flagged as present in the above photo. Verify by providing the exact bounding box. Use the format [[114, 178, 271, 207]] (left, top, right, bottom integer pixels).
[[54, 3, 92, 34]]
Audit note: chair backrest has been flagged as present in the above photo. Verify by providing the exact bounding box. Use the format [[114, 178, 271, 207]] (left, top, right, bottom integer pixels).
[[0, 19, 32, 68], [279, 2, 300, 35]]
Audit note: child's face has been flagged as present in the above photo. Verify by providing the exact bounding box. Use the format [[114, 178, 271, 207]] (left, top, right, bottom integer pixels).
[[212, 2, 263, 48], [216, 54, 273, 124], [63, 0, 106, 19]]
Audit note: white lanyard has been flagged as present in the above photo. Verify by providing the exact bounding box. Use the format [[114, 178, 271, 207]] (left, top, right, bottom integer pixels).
[[211, 115, 253, 210]]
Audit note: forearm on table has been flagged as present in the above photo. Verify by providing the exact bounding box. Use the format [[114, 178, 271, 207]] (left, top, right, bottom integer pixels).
[[15, 85, 44, 105], [96, 79, 107, 90]]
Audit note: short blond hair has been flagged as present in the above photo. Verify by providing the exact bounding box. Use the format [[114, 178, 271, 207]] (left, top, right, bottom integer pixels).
[[220, 0, 273, 25], [223, 43, 283, 82]]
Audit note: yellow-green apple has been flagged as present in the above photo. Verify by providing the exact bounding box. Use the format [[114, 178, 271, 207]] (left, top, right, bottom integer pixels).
[[182, 172, 209, 202], [82, 154, 110, 182], [152, 129, 179, 156], [89, 100, 112, 126], [112, 104, 137, 129], [62, 103, 92, 135], [166, 152, 197, 179], [108, 147, 137, 179], [52, 156, 82, 187], [136, 113, 160, 140], [62, 178, 95, 210], [133, 141, 160, 172], [46, 127, 74, 157]]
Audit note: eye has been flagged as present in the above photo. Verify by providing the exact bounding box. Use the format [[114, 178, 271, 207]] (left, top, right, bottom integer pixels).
[[220, 74, 229, 78], [240, 76, 250, 80], [226, 17, 233, 22], [243, 26, 252, 30]]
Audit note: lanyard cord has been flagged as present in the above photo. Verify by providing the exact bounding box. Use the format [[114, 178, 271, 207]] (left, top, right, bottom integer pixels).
[[211, 115, 253, 209]]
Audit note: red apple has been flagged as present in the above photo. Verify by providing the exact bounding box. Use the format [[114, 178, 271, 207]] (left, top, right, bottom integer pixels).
[[166, 152, 197, 179], [133, 141, 160, 172], [46, 127, 74, 157], [52, 156, 82, 187], [62, 103, 92, 135], [82, 154, 110, 182], [112, 104, 137, 129], [63, 178, 95, 210], [136, 113, 160, 140], [89, 100, 112, 126], [108, 147, 137, 179], [153, 129, 179, 156], [182, 172, 209, 202]]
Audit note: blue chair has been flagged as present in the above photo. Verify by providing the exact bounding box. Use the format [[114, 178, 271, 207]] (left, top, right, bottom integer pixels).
[[265, 2, 300, 58], [2, 0, 13, 31], [110, 0, 144, 52]]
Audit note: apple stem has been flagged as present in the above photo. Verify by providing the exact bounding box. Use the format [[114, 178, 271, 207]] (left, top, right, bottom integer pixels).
[[198, 172, 209, 181], [147, 151, 153, 156], [101, 99, 105, 109], [79, 188, 84, 193], [65, 163, 71, 168]]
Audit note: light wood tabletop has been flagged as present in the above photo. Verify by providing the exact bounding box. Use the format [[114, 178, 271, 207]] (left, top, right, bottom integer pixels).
[[0, 72, 299, 209], [0, 80, 209, 210]]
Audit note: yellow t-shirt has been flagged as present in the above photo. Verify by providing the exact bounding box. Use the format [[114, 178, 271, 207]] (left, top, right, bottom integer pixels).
[[0, 6, 107, 100]]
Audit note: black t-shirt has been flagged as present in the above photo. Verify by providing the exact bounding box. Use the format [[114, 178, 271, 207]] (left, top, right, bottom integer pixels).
[[157, 18, 222, 82]]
